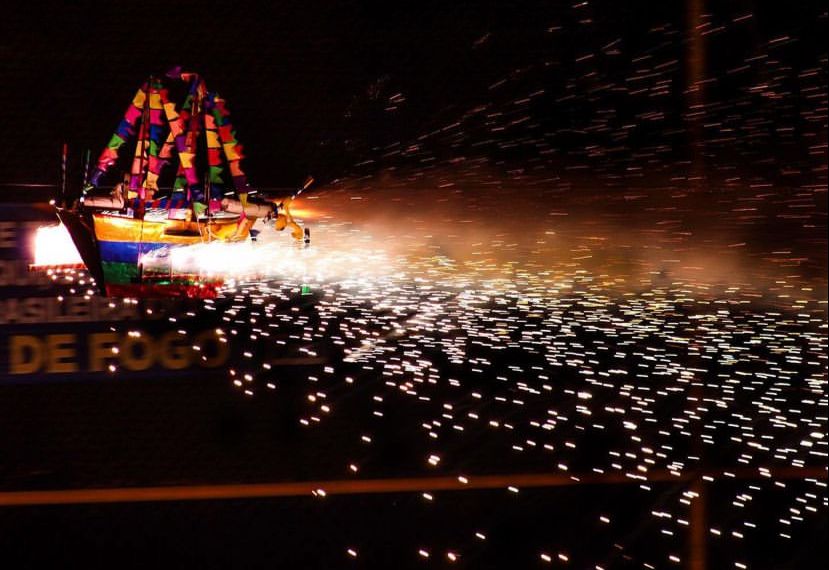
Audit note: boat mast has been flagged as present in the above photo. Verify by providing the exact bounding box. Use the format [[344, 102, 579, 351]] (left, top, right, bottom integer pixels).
[[60, 143, 67, 207], [134, 77, 153, 219]]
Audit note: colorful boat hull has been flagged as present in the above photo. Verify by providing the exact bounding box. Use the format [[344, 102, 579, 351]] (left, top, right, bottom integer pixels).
[[57, 208, 251, 298]]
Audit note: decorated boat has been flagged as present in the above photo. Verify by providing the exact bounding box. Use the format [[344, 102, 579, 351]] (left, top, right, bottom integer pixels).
[[56, 68, 306, 298]]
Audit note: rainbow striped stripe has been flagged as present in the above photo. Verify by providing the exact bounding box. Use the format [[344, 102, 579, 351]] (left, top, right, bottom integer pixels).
[[92, 213, 248, 297]]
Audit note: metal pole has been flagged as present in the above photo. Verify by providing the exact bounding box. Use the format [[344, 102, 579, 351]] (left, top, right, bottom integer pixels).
[[60, 143, 68, 206], [686, 0, 706, 188], [82, 148, 91, 187], [686, 3, 708, 562], [689, 478, 707, 570]]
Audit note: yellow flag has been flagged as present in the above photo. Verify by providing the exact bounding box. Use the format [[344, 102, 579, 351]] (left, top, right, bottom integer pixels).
[[132, 89, 146, 109], [206, 130, 221, 149], [163, 102, 179, 120], [149, 93, 163, 109], [223, 143, 241, 161]]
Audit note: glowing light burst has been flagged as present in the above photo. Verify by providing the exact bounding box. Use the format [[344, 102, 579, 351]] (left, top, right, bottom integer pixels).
[[139, 221, 395, 286], [33, 224, 83, 266], [176, 211, 827, 567]]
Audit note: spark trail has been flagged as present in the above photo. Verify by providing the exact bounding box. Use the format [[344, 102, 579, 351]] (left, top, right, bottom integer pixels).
[[142, 184, 828, 569]]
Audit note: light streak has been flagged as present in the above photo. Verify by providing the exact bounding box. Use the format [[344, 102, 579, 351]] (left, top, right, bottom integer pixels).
[[33, 224, 83, 266]]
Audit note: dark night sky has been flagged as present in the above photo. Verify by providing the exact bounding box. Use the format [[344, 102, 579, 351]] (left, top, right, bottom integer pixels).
[[1, 1, 826, 190]]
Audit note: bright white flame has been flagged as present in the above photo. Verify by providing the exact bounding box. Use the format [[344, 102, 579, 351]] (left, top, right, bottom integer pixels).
[[34, 224, 83, 266], [139, 221, 395, 285]]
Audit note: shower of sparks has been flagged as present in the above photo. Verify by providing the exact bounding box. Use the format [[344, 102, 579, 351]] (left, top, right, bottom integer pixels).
[[138, 219, 390, 286], [132, 190, 826, 567]]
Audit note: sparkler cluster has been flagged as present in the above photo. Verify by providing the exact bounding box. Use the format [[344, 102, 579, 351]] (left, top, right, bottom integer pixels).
[[342, 3, 827, 202], [157, 199, 826, 568]]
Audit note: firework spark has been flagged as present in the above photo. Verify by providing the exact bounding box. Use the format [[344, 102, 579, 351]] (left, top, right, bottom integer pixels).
[[137, 183, 827, 568]]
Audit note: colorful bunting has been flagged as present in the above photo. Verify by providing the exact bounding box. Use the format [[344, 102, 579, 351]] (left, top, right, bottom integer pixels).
[[88, 72, 252, 205]]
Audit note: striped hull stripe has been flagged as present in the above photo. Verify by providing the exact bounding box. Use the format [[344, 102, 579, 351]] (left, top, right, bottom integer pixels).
[[101, 261, 140, 284], [93, 214, 246, 244], [105, 283, 219, 299], [99, 240, 170, 264]]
